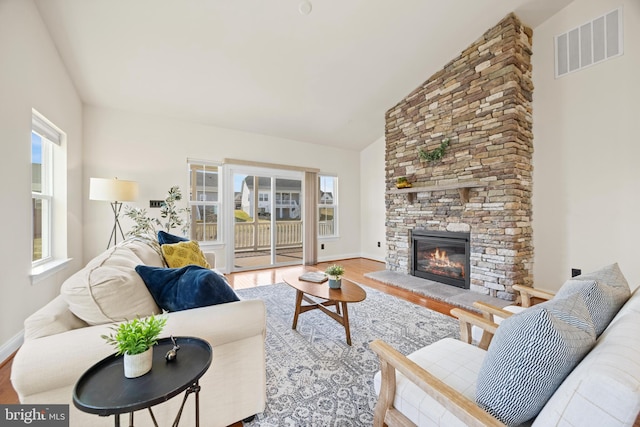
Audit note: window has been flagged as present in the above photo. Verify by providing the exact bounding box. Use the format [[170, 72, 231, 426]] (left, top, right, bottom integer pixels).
[[188, 161, 221, 244], [318, 175, 338, 238], [31, 112, 62, 265]]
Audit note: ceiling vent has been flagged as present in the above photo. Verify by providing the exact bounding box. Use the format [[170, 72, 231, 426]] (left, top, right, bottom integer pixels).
[[555, 7, 623, 78]]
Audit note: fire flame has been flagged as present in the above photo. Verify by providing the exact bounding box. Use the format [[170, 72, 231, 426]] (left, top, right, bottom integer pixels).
[[426, 248, 465, 278]]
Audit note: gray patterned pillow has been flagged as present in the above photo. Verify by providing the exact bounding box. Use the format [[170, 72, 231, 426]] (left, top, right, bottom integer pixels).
[[556, 263, 630, 336], [475, 293, 596, 426]]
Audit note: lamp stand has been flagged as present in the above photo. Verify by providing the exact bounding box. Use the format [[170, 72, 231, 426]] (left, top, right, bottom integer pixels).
[[107, 201, 126, 249]]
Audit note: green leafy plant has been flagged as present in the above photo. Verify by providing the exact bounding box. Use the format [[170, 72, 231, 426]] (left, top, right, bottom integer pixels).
[[124, 186, 190, 237], [101, 314, 167, 356], [325, 264, 345, 278], [418, 137, 450, 162]]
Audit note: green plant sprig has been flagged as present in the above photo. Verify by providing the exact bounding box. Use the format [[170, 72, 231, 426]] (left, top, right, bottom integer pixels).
[[325, 264, 345, 277], [101, 314, 167, 356], [418, 137, 450, 162]]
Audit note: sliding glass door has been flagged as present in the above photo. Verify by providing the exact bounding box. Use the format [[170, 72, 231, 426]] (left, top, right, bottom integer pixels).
[[229, 167, 303, 271]]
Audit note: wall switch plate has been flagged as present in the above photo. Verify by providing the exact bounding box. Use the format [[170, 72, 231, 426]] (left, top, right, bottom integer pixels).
[[571, 268, 582, 277], [150, 200, 164, 208]]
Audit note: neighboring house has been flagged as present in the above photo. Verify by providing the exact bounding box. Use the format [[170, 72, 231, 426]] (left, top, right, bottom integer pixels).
[[240, 177, 302, 221]]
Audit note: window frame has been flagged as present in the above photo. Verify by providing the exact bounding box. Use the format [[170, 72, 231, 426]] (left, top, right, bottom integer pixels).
[[31, 114, 58, 267], [318, 174, 338, 239], [187, 160, 222, 245]]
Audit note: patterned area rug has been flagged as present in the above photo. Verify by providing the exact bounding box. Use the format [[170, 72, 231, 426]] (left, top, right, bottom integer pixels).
[[235, 282, 460, 426]]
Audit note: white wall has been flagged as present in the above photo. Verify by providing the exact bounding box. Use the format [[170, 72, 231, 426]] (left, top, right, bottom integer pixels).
[[83, 106, 362, 270], [532, 0, 640, 291], [360, 136, 386, 262], [0, 0, 83, 356]]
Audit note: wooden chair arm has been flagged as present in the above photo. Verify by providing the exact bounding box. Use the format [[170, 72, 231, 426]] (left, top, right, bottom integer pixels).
[[370, 339, 505, 427], [451, 308, 499, 350], [472, 302, 515, 320], [512, 285, 555, 307]]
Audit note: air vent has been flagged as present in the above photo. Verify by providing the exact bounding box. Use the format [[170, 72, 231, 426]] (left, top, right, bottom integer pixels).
[[555, 7, 623, 78]]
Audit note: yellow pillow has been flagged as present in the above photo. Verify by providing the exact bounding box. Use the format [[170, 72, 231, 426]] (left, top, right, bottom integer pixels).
[[161, 240, 211, 269]]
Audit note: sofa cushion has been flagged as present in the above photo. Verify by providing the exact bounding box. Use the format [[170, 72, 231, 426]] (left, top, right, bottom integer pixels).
[[157, 230, 189, 245], [60, 245, 161, 325], [161, 240, 211, 269], [136, 265, 239, 312], [475, 293, 596, 426], [555, 263, 630, 336], [373, 338, 487, 427], [533, 290, 640, 427], [121, 237, 166, 267]]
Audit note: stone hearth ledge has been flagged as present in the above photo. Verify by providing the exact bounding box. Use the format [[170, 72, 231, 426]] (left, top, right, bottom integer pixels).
[[365, 270, 513, 313]]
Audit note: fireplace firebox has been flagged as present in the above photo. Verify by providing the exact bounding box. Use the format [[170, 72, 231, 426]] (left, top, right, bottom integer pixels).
[[411, 230, 470, 289]]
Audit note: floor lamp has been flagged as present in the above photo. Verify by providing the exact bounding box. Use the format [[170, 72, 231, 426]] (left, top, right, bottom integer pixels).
[[90, 177, 139, 249]]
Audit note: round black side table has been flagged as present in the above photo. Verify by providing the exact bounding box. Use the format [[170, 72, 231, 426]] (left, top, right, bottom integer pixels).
[[73, 336, 212, 427]]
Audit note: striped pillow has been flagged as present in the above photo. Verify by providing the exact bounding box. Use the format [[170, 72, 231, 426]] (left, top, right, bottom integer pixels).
[[475, 293, 596, 426], [555, 263, 630, 336]]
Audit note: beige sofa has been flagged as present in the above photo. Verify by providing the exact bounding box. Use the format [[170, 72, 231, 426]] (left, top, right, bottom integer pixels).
[[11, 237, 266, 427]]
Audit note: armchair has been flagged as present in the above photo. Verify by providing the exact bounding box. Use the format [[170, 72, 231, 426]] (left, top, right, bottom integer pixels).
[[371, 270, 640, 427]]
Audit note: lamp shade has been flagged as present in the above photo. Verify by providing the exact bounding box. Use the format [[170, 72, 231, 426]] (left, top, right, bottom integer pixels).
[[90, 178, 139, 202]]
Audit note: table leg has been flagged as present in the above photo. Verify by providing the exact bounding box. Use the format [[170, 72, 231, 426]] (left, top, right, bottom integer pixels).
[[195, 380, 200, 427], [341, 302, 352, 345], [292, 290, 303, 329], [129, 412, 133, 427], [114, 414, 120, 427]]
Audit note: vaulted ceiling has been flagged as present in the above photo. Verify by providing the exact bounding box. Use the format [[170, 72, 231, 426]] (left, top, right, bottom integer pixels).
[[34, 0, 572, 150]]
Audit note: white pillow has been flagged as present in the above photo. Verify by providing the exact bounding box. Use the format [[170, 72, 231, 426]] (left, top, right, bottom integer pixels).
[[61, 244, 161, 325]]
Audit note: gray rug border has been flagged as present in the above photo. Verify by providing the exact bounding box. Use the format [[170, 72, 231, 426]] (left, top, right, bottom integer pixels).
[[364, 270, 513, 312]]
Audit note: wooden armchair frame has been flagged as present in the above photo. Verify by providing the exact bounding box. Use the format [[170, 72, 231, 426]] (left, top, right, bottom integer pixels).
[[370, 285, 556, 426], [370, 338, 505, 427]]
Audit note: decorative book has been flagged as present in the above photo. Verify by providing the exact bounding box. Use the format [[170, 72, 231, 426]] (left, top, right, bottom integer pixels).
[[298, 272, 328, 283]]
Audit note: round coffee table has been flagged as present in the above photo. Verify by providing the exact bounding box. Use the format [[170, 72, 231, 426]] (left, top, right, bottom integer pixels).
[[284, 273, 366, 345], [73, 336, 211, 427]]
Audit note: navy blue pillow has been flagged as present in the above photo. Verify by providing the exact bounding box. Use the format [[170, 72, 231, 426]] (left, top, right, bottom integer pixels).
[[157, 230, 189, 245], [135, 265, 239, 312]]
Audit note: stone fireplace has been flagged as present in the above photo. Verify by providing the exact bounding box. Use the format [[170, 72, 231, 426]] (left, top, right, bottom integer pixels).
[[385, 13, 534, 300]]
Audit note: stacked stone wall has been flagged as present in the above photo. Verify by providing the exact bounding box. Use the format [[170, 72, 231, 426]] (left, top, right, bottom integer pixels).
[[385, 13, 534, 300]]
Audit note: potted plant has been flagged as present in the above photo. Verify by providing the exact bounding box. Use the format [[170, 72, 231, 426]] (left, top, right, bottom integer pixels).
[[124, 185, 191, 238], [396, 176, 411, 189], [101, 314, 167, 378], [325, 264, 345, 289]]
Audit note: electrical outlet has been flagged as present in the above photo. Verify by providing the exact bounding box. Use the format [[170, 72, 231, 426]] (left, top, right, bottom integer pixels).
[[149, 200, 164, 208], [571, 268, 582, 277], [377, 241, 381, 247], [321, 243, 325, 250]]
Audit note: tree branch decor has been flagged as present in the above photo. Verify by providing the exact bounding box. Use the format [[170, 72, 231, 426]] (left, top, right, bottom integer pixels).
[[418, 137, 450, 162]]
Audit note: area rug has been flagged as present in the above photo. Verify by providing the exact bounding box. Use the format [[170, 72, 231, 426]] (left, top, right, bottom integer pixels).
[[235, 282, 460, 426]]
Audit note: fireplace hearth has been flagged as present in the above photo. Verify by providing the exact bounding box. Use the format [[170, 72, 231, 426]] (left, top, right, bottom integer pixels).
[[412, 230, 470, 289]]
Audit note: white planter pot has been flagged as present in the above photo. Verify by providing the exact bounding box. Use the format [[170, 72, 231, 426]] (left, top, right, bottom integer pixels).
[[123, 347, 153, 378], [328, 275, 342, 289]]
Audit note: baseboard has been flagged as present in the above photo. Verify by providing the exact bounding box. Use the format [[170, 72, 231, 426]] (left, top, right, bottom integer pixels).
[[317, 253, 361, 263], [0, 331, 24, 365]]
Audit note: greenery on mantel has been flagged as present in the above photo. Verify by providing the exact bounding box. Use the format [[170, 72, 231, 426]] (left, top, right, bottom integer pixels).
[[418, 137, 450, 162]]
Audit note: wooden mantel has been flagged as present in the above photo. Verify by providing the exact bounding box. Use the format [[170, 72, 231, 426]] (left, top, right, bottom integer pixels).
[[386, 181, 483, 204]]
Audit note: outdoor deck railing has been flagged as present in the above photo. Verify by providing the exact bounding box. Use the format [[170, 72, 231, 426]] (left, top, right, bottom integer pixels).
[[193, 220, 334, 249]]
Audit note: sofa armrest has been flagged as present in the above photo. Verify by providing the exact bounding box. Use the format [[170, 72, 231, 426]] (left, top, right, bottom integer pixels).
[[12, 299, 265, 401], [24, 295, 88, 341], [370, 339, 505, 427]]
